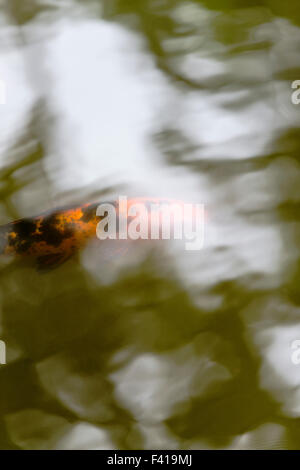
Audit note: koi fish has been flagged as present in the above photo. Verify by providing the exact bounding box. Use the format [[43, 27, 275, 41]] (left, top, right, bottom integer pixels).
[[0, 197, 200, 270], [0, 202, 103, 270], [0, 198, 185, 270]]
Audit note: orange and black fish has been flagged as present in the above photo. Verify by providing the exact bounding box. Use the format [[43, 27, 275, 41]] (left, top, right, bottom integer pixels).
[[0, 198, 170, 270], [0, 197, 193, 270], [0, 202, 103, 270]]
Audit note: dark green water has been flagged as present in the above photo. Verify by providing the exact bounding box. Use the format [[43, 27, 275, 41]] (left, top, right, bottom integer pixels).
[[0, 0, 300, 449]]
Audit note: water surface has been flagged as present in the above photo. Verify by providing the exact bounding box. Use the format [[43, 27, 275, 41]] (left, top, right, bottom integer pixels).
[[0, 0, 300, 449]]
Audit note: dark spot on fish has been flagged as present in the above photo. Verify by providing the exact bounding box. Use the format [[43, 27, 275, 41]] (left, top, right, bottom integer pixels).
[[81, 201, 117, 223], [80, 204, 97, 223], [14, 219, 36, 239], [10, 213, 73, 253], [39, 214, 73, 247], [14, 238, 31, 254], [9, 219, 36, 253]]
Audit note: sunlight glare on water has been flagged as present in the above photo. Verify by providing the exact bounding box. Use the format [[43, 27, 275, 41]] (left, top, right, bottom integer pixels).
[[0, 0, 300, 450]]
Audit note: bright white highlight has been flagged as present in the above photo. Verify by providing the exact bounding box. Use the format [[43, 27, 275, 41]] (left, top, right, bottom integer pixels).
[[96, 197, 205, 251]]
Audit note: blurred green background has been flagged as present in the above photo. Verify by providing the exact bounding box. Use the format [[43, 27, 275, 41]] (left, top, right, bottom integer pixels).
[[0, 0, 300, 449]]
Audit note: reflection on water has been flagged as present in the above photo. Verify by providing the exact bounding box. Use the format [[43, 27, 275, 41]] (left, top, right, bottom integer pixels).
[[0, 0, 300, 449]]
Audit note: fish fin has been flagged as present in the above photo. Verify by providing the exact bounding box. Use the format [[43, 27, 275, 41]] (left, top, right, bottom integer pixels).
[[36, 252, 73, 271]]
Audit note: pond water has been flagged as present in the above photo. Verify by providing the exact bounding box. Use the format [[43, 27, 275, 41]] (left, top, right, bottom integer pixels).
[[0, 0, 300, 449]]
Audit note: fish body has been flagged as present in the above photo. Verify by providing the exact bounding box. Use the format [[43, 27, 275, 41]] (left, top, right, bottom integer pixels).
[[0, 197, 192, 269], [0, 202, 101, 269]]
